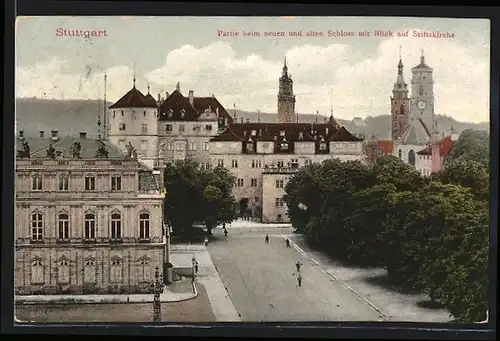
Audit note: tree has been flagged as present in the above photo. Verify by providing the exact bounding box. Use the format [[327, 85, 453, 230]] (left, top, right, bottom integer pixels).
[[438, 160, 489, 201], [163, 161, 237, 238], [445, 129, 489, 167], [372, 155, 425, 192]]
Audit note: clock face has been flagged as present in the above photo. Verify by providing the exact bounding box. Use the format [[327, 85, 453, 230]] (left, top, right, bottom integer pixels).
[[417, 101, 426, 110]]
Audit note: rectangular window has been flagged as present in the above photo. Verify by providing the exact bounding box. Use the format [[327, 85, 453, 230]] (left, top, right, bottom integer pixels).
[[291, 159, 299, 168], [31, 213, 43, 241], [189, 142, 196, 151], [176, 143, 184, 151], [141, 140, 148, 151], [255, 196, 259, 203], [251, 160, 262, 168], [58, 175, 69, 191], [139, 219, 150, 239], [277, 160, 284, 168], [275, 198, 284, 207], [84, 176, 96, 191], [237, 178, 244, 187], [193, 125, 200, 132], [205, 125, 212, 131], [119, 123, 126, 131], [276, 179, 284, 188], [179, 125, 185, 133], [111, 220, 121, 239], [251, 178, 258, 187], [232, 160, 238, 168], [204, 161, 211, 169], [202, 142, 209, 151], [217, 159, 224, 167], [166, 125, 173, 132], [32, 175, 42, 191], [167, 142, 174, 151], [141, 123, 148, 134], [111, 176, 122, 191]]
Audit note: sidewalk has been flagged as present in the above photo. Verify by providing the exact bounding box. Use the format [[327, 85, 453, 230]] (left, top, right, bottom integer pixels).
[[286, 234, 453, 323], [171, 244, 241, 321], [226, 219, 292, 229], [15, 280, 197, 305]]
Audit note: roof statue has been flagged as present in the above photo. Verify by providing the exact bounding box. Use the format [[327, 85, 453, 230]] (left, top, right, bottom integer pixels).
[[17, 141, 30, 158], [46, 144, 56, 159], [70, 141, 82, 159], [95, 141, 109, 158], [125, 141, 138, 159]]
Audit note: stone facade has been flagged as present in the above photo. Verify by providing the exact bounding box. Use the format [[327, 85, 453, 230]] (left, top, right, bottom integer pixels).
[[15, 135, 167, 295], [261, 168, 297, 223]]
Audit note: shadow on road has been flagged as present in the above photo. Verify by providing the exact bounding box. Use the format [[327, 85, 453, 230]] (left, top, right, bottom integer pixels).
[[363, 273, 421, 295]]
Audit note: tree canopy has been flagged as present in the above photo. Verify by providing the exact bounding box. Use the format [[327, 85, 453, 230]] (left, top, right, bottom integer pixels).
[[284, 152, 490, 322], [163, 160, 238, 237], [445, 129, 489, 168]]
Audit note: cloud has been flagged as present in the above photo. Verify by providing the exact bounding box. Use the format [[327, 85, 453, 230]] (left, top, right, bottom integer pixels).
[[16, 34, 489, 123]]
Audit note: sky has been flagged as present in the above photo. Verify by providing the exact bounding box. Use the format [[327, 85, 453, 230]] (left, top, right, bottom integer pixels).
[[15, 16, 490, 123]]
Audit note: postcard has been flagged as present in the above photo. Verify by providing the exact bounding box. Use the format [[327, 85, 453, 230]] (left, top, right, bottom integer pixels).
[[14, 16, 490, 324]]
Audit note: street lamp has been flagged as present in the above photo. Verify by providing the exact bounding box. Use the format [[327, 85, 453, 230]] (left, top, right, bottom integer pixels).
[[151, 265, 164, 322]]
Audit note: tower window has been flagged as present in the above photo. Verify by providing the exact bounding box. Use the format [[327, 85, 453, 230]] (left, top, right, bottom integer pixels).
[[121, 111, 124, 116], [143, 110, 146, 117], [419, 85, 424, 96]]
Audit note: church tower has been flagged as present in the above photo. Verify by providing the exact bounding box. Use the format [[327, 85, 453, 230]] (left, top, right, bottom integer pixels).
[[410, 50, 435, 133], [391, 47, 410, 141], [277, 57, 296, 123]]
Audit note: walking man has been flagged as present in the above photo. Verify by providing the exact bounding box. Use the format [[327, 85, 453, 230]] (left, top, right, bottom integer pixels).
[[194, 261, 199, 274], [297, 274, 302, 287], [296, 261, 301, 272], [224, 228, 228, 237], [285, 238, 290, 248], [265, 234, 269, 244]]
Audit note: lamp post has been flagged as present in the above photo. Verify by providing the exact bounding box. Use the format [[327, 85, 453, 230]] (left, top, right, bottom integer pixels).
[[151, 265, 164, 322]]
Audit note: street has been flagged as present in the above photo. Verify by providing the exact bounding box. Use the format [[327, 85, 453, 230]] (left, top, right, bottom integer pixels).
[[207, 226, 384, 321]]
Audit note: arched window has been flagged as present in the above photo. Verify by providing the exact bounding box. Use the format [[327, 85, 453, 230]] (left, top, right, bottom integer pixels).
[[110, 257, 123, 283], [84, 213, 96, 240], [31, 257, 44, 284], [58, 213, 70, 240], [139, 213, 150, 239], [138, 256, 151, 282], [31, 212, 44, 241], [110, 213, 122, 240], [408, 150, 416, 166], [84, 257, 96, 283], [57, 257, 70, 284], [398, 149, 402, 159]]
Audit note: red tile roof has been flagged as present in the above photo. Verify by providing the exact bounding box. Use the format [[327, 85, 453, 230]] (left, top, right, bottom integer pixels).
[[210, 121, 362, 143], [109, 86, 157, 109], [377, 140, 394, 154], [416, 136, 454, 156]]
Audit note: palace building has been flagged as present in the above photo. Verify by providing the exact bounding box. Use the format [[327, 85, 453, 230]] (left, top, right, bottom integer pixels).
[[15, 130, 167, 295]]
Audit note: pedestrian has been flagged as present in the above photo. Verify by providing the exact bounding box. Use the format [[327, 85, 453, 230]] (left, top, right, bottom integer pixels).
[[224, 228, 228, 237], [285, 238, 290, 248], [297, 274, 302, 287], [194, 262, 199, 274], [295, 261, 301, 272], [265, 234, 269, 244], [204, 237, 208, 246]]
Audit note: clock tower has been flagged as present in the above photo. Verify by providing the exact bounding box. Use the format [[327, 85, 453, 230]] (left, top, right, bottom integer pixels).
[[410, 50, 435, 132], [390, 47, 410, 141]]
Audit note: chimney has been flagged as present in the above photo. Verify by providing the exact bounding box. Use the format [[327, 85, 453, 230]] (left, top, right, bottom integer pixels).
[[246, 118, 250, 123], [19, 130, 24, 139], [157, 93, 161, 102], [211, 94, 215, 99], [79, 132, 87, 139], [40, 131, 45, 138], [51, 130, 59, 141], [165, 92, 169, 99], [326, 127, 329, 135], [188, 90, 194, 106]]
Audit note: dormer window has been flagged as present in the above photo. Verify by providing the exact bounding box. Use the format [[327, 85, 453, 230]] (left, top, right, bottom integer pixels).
[[167, 109, 173, 118], [319, 142, 327, 151], [246, 141, 254, 151], [280, 130, 286, 136], [280, 141, 289, 149], [298, 132, 303, 139], [251, 130, 256, 136], [181, 109, 186, 118]]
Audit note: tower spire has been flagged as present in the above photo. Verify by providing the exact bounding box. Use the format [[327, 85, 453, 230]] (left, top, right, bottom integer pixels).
[[176, 81, 180, 91], [329, 89, 334, 116], [147, 81, 150, 94], [420, 49, 425, 64], [133, 62, 136, 88], [103, 73, 107, 140]]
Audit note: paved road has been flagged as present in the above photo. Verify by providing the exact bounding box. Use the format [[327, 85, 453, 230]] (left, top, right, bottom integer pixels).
[[208, 226, 384, 322]]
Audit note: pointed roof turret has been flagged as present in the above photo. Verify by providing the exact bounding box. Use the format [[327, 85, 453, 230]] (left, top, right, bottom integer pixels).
[[282, 57, 288, 77], [392, 46, 409, 98], [412, 49, 433, 70]]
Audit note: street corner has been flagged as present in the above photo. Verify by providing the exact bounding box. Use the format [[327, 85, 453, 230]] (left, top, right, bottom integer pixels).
[[162, 280, 199, 303]]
